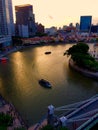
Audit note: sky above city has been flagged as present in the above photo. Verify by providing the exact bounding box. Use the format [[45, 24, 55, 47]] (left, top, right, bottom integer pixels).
[[12, 0, 98, 28]]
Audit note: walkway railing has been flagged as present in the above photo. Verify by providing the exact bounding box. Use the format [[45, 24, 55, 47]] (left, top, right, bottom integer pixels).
[[76, 113, 98, 130], [66, 97, 98, 119], [55, 94, 98, 112]]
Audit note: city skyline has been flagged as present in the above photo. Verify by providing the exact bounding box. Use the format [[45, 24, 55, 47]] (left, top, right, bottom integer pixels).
[[12, 0, 98, 28]]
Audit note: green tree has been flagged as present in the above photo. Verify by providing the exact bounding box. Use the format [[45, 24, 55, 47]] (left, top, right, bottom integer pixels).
[[0, 126, 7, 130], [65, 43, 89, 57], [65, 43, 98, 72], [40, 124, 54, 130], [0, 113, 13, 126]]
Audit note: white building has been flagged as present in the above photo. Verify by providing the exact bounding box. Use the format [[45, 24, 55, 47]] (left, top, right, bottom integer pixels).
[[0, 0, 14, 50], [89, 44, 98, 59], [45, 27, 57, 36]]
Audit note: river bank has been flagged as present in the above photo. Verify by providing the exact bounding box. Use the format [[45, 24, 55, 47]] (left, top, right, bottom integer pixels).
[[0, 42, 69, 58], [0, 94, 28, 129], [69, 58, 98, 80], [0, 46, 29, 129], [0, 42, 94, 58], [0, 43, 60, 58], [0, 46, 23, 58]]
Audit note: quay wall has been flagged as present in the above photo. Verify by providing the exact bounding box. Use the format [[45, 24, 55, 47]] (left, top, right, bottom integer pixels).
[[69, 59, 98, 80]]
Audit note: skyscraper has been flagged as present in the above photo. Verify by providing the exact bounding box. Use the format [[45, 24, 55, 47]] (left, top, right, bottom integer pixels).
[[0, 0, 14, 50], [15, 4, 36, 37], [80, 16, 92, 33], [0, 0, 14, 35]]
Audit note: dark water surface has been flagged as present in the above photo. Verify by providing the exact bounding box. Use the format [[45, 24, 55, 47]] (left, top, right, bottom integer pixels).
[[0, 43, 98, 126]]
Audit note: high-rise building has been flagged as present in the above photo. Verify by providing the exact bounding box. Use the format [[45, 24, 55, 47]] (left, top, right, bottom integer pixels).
[[36, 23, 45, 35], [91, 25, 98, 33], [0, 0, 14, 50], [15, 4, 36, 37], [80, 16, 92, 33]]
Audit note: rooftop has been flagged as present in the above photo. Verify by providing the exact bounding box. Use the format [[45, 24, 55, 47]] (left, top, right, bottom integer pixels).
[[15, 4, 32, 8]]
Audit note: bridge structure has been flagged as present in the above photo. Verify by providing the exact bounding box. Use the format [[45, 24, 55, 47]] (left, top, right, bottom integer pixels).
[[29, 94, 98, 130], [54, 94, 98, 130]]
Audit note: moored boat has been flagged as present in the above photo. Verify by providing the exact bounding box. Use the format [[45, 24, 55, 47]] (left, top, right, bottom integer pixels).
[[45, 51, 51, 54]]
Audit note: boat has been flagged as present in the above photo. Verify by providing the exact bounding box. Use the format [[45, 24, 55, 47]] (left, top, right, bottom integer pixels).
[[0, 57, 9, 63], [45, 51, 51, 55], [39, 79, 52, 88]]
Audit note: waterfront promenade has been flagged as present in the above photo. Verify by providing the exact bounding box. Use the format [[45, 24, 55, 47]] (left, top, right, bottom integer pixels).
[[0, 46, 23, 58], [0, 93, 46, 130], [0, 46, 29, 129], [0, 94, 28, 129]]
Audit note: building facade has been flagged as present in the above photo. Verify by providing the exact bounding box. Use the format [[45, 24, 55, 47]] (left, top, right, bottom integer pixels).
[[91, 25, 98, 34], [45, 26, 57, 36], [36, 23, 45, 35], [80, 16, 92, 33], [15, 4, 36, 37], [0, 0, 14, 50]]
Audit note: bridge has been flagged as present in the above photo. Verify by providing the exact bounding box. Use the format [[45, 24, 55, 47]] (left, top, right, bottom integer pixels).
[[29, 94, 98, 130]]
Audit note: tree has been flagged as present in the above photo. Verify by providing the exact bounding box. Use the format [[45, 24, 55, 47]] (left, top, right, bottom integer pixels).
[[65, 43, 98, 72], [40, 124, 54, 130], [0, 113, 13, 126], [0, 126, 7, 130], [65, 43, 89, 57]]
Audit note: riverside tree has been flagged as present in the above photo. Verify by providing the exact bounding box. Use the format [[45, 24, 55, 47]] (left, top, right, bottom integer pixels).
[[65, 43, 98, 72]]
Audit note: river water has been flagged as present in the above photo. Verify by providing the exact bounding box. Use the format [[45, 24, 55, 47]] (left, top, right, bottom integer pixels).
[[0, 43, 98, 126]]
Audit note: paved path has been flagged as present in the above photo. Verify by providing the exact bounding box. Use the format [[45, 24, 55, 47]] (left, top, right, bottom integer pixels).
[[28, 120, 47, 130], [0, 95, 27, 129]]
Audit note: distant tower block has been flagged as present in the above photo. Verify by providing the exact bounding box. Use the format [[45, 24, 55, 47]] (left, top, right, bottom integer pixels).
[[80, 16, 92, 33]]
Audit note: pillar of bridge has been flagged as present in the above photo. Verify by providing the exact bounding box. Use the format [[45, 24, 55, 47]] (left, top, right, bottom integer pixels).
[[59, 116, 67, 127], [47, 105, 55, 125]]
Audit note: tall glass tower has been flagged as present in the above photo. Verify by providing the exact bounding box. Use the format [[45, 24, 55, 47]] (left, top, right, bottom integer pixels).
[[0, 0, 14, 50], [80, 16, 92, 33], [0, 0, 14, 36]]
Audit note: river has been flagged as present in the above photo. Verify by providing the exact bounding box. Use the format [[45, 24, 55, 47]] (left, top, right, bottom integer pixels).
[[0, 43, 98, 126]]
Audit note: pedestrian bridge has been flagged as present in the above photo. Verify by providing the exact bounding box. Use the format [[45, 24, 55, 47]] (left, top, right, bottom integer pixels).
[[29, 94, 98, 130]]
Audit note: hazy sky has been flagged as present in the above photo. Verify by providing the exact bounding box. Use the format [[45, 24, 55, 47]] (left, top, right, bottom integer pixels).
[[12, 0, 98, 28]]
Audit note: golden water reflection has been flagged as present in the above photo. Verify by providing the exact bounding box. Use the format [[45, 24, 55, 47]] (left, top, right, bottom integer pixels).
[[0, 43, 98, 126]]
